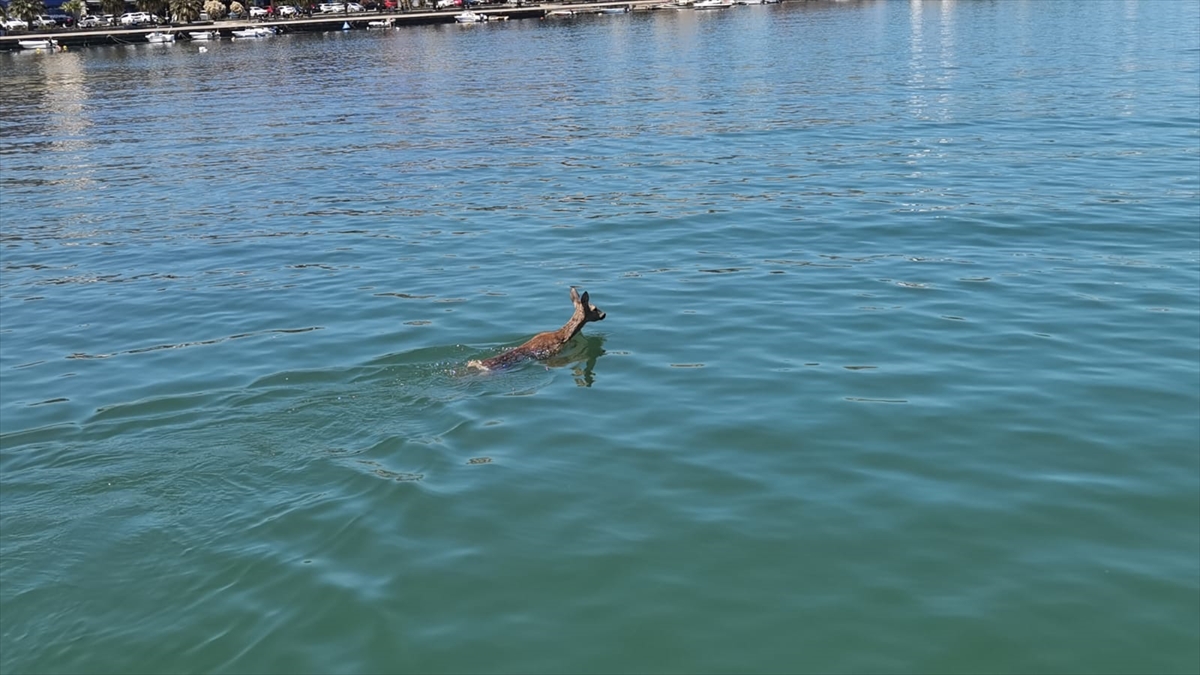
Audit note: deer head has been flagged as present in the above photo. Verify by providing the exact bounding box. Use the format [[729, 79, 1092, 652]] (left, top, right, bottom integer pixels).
[[571, 286, 606, 324]]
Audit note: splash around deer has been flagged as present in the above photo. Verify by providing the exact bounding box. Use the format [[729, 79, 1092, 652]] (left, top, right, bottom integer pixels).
[[468, 287, 606, 371]]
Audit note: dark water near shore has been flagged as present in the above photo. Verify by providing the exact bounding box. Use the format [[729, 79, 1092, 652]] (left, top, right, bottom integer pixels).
[[2, 1, 1198, 673]]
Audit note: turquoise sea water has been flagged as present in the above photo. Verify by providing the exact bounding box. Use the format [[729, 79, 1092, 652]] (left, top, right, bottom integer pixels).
[[2, 1, 1198, 673]]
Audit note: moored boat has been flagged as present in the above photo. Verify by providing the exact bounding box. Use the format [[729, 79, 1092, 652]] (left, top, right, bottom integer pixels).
[[455, 10, 487, 22], [146, 31, 176, 43], [189, 30, 218, 40], [18, 38, 59, 50], [694, 0, 733, 8], [231, 26, 275, 38]]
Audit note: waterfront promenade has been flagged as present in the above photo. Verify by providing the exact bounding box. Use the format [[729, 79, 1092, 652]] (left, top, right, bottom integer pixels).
[[0, 0, 667, 49]]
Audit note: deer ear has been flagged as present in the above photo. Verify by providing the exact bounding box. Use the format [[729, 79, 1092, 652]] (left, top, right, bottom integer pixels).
[[580, 292, 590, 307], [570, 287, 580, 304]]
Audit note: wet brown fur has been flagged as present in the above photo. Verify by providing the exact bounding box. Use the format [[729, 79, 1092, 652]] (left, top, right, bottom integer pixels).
[[468, 287, 605, 371]]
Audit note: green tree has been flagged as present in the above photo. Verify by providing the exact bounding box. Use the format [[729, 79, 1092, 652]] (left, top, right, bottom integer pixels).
[[6, 0, 45, 23], [228, 0, 242, 16], [202, 0, 225, 18], [101, 0, 125, 20], [169, 0, 200, 22]]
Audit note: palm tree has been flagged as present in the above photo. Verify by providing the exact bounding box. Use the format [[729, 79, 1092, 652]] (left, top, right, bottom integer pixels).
[[101, 0, 125, 20], [61, 0, 86, 21], [7, 0, 45, 23], [169, 0, 200, 23]]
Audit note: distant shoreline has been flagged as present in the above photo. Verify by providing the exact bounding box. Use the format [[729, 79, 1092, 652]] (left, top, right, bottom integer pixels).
[[0, 0, 737, 50]]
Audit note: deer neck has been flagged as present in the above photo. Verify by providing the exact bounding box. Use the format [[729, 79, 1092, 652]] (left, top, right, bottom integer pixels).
[[554, 309, 588, 344]]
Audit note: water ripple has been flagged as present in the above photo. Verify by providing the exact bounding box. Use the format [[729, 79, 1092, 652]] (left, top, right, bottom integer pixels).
[[2, 2, 1198, 674]]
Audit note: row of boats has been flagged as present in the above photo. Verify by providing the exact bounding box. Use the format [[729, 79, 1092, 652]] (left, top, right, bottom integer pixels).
[[17, 26, 275, 48], [453, 0, 781, 21], [16, 0, 776, 47], [692, 0, 781, 7], [187, 26, 278, 39], [542, 0, 776, 16], [462, 0, 778, 21], [143, 26, 277, 41], [452, 10, 511, 23]]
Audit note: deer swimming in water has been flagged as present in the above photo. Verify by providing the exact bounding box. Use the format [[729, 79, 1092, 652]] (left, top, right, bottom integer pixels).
[[468, 287, 606, 371]]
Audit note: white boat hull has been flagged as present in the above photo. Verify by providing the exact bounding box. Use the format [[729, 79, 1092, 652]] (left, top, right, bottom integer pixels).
[[231, 27, 274, 38], [18, 39, 58, 50]]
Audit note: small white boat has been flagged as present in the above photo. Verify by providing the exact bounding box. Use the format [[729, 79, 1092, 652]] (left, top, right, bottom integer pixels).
[[544, 8, 574, 17], [146, 31, 176, 43], [18, 38, 59, 50], [694, 0, 732, 7], [367, 18, 392, 28], [189, 30, 218, 40], [231, 26, 274, 38], [454, 10, 486, 22], [598, 6, 629, 13]]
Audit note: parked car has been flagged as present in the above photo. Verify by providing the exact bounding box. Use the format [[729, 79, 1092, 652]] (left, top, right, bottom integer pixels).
[[32, 15, 57, 28], [435, 0, 460, 8], [320, 2, 365, 11], [46, 11, 72, 25], [278, 5, 299, 16], [1, 18, 29, 30], [78, 14, 106, 27], [249, 6, 268, 16], [119, 11, 155, 25]]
